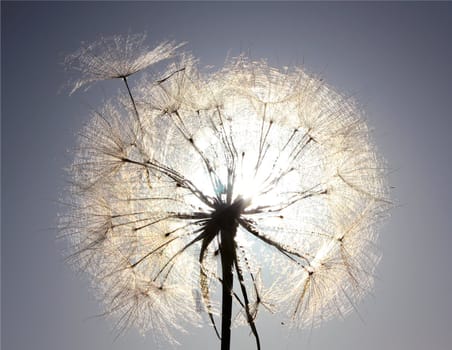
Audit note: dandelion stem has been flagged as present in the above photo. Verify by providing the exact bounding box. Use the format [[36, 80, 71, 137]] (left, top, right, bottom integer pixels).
[[220, 226, 236, 350]]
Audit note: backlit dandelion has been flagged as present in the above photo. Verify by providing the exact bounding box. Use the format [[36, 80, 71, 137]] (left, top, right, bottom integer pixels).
[[60, 35, 390, 350]]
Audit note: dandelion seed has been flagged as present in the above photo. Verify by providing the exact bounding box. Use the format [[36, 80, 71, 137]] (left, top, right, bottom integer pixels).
[[60, 38, 390, 350], [65, 33, 184, 94]]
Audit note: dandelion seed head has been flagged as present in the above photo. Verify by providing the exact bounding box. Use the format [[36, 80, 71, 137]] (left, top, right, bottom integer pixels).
[[61, 37, 390, 346]]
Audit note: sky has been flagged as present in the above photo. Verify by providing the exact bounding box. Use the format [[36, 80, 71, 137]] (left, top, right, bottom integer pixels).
[[2, 2, 452, 350]]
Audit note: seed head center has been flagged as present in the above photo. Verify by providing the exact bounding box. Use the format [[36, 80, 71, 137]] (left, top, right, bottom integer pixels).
[[211, 197, 248, 231]]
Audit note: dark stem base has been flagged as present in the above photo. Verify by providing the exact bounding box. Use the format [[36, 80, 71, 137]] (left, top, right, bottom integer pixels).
[[220, 225, 236, 350]]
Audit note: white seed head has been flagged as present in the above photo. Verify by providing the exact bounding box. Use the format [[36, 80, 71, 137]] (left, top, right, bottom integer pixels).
[[61, 42, 390, 344]]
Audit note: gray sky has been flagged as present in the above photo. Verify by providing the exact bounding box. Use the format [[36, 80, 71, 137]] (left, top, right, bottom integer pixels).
[[2, 2, 452, 350]]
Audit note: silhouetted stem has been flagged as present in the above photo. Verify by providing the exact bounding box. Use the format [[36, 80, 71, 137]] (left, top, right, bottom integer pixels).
[[220, 226, 236, 350], [122, 76, 140, 123]]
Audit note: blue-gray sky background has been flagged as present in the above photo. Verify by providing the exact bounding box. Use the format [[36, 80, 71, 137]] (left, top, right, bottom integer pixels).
[[2, 2, 451, 350]]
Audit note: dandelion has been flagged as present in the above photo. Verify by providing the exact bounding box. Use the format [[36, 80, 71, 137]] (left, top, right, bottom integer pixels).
[[60, 36, 390, 350]]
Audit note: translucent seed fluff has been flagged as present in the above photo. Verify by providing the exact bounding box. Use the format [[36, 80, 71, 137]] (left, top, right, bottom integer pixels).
[[60, 41, 390, 345]]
